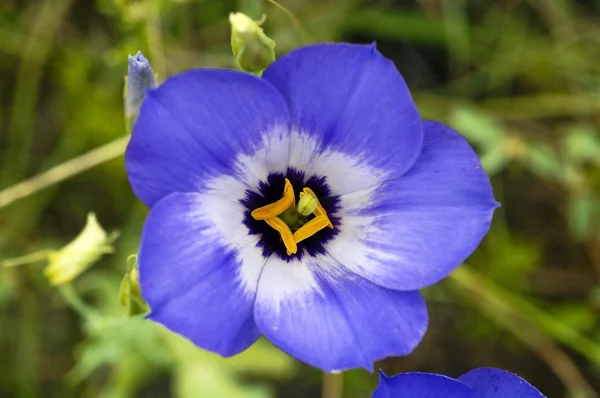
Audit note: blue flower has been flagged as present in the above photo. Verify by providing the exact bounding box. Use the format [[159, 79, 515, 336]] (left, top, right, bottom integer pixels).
[[125, 43, 498, 371], [373, 368, 545, 397]]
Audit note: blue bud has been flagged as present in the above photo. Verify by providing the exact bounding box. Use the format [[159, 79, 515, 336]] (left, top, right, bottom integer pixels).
[[125, 51, 158, 124]]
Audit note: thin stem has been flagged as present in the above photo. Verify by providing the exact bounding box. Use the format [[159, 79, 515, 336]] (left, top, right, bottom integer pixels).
[[145, 0, 166, 79], [1, 250, 51, 267], [322, 372, 343, 398], [58, 284, 102, 326], [266, 0, 313, 44], [0, 135, 129, 210]]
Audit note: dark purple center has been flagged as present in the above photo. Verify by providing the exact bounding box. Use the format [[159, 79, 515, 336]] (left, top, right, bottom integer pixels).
[[240, 167, 341, 260]]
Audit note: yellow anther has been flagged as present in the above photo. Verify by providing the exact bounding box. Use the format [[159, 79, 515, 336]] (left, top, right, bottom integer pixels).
[[293, 215, 331, 245], [252, 180, 335, 256], [251, 179, 295, 220], [285, 179, 296, 210], [264, 217, 297, 254], [302, 187, 334, 229]]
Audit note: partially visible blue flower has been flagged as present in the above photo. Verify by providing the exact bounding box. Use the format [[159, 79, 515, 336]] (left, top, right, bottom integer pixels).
[[373, 368, 545, 398], [125, 43, 498, 371], [125, 51, 158, 120]]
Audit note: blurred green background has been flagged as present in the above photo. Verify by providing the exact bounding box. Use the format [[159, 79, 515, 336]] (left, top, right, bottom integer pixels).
[[1, 0, 600, 397]]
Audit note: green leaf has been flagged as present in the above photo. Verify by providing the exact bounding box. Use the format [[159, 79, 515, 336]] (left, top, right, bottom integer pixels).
[[564, 125, 600, 164], [449, 106, 503, 147], [567, 192, 599, 240], [524, 145, 564, 180], [164, 331, 295, 378], [175, 363, 270, 398], [479, 147, 509, 175]]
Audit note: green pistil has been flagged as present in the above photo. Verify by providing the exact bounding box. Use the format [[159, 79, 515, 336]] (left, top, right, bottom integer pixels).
[[279, 209, 309, 231]]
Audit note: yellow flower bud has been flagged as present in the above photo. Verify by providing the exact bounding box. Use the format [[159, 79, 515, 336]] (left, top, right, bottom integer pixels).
[[229, 12, 276, 74], [44, 213, 117, 286]]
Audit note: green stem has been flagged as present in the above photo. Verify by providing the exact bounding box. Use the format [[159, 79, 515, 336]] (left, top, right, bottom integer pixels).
[[1, 250, 51, 267], [0, 135, 129, 209], [266, 0, 313, 44], [322, 372, 343, 398], [145, 0, 165, 79], [58, 284, 102, 326]]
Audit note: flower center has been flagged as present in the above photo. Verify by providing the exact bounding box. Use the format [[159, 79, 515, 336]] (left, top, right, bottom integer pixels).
[[251, 178, 334, 256]]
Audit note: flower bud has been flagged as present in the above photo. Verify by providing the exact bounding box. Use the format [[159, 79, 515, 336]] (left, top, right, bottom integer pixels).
[[44, 213, 117, 286], [229, 12, 276, 74], [125, 51, 158, 124], [119, 257, 147, 316]]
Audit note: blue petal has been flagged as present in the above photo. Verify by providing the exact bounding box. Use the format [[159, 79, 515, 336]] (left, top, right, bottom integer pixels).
[[326, 120, 498, 291], [458, 368, 546, 398], [125, 69, 290, 207], [373, 371, 475, 398], [263, 43, 423, 189], [253, 255, 427, 371], [138, 192, 265, 356]]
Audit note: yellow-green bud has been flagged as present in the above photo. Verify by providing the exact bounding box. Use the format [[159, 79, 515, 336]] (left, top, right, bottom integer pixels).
[[44, 213, 118, 286], [119, 257, 148, 316], [297, 194, 318, 216], [229, 12, 276, 74]]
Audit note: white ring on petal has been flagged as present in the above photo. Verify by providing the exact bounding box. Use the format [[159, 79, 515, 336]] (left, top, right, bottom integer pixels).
[[189, 188, 265, 293], [288, 131, 388, 195], [201, 128, 392, 292], [219, 129, 387, 196]]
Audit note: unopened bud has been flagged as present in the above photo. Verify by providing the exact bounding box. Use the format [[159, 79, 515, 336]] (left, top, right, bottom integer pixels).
[[44, 213, 118, 286], [229, 12, 276, 74], [119, 257, 147, 316], [125, 51, 158, 125]]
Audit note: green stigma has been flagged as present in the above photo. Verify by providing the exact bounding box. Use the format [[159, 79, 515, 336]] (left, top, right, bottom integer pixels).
[[297, 193, 318, 216]]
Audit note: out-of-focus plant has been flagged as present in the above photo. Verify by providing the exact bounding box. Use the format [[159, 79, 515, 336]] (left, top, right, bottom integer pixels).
[[44, 213, 119, 286], [1, 213, 117, 286]]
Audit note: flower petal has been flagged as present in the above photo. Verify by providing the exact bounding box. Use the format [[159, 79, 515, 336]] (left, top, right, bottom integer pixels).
[[326, 121, 498, 291], [126, 69, 291, 207], [253, 254, 427, 371], [138, 192, 266, 356], [372, 371, 475, 398], [458, 368, 546, 398], [262, 43, 423, 194]]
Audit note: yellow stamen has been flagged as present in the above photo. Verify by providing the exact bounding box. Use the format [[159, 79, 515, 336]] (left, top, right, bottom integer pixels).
[[287, 180, 296, 210], [302, 188, 334, 229], [251, 179, 295, 220], [293, 215, 331, 245], [264, 217, 297, 254], [251, 180, 335, 256]]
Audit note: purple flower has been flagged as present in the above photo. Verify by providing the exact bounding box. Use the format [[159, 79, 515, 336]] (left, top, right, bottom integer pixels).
[[125, 43, 498, 371], [373, 368, 546, 397]]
